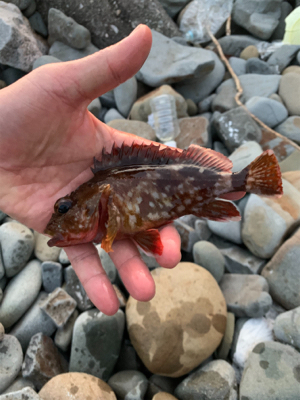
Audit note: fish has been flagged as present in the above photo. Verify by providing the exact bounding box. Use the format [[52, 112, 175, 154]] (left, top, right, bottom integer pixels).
[[44, 142, 283, 255]]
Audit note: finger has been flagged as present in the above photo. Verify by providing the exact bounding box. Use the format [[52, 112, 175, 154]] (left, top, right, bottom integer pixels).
[[110, 239, 156, 302], [220, 191, 246, 201], [155, 224, 181, 269], [65, 243, 119, 315]]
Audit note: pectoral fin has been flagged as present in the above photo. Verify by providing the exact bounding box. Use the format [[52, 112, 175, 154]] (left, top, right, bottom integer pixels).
[[101, 202, 120, 253], [133, 229, 163, 255]]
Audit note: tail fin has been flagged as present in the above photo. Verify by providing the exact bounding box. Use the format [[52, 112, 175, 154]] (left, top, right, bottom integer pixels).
[[245, 150, 283, 197]]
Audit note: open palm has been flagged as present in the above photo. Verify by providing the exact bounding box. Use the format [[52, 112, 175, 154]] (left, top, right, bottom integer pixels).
[[0, 25, 181, 315]]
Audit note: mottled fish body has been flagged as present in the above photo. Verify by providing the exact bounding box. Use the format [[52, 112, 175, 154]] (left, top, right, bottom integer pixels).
[[45, 142, 283, 255]]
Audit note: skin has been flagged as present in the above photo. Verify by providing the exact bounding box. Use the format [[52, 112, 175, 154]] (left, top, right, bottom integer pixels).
[[0, 25, 241, 315]]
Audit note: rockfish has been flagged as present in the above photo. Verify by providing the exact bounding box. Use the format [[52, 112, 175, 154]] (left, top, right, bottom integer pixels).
[[45, 142, 282, 255]]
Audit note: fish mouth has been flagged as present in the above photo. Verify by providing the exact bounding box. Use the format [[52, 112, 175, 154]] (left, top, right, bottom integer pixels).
[[47, 233, 66, 247]]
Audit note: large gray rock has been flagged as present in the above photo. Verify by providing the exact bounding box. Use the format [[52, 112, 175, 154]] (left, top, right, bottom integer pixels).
[[0, 335, 23, 393], [0, 2, 47, 72], [245, 96, 288, 128], [136, 30, 214, 87], [49, 40, 99, 61], [41, 261, 62, 293], [1, 376, 35, 395], [32, 55, 61, 69], [232, 0, 282, 40], [274, 306, 300, 350], [217, 35, 260, 57], [267, 44, 300, 73], [275, 116, 300, 145]]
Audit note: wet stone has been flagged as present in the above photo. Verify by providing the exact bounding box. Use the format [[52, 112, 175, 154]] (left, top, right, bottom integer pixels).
[[0, 335, 23, 393], [41, 261, 62, 293], [64, 265, 93, 311], [108, 370, 148, 400], [40, 287, 77, 328], [54, 309, 78, 352], [22, 333, 67, 391], [0, 387, 40, 399]]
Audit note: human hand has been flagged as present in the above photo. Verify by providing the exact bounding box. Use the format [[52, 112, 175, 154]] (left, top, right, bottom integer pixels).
[[0, 25, 181, 315]]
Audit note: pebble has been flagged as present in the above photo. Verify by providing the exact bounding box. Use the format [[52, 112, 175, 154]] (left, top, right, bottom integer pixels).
[[58, 249, 69, 265], [280, 150, 300, 172], [1, 376, 35, 394], [41, 261, 62, 293], [113, 285, 127, 308], [219, 274, 272, 318], [275, 116, 300, 144], [136, 30, 214, 87], [100, 90, 116, 109], [0, 260, 42, 328], [64, 265, 93, 311], [229, 56, 246, 76], [107, 120, 156, 142], [207, 216, 242, 246], [126, 262, 227, 377], [160, 0, 190, 18], [10, 292, 57, 352], [283, 170, 300, 190], [261, 228, 300, 309], [269, 93, 283, 104], [229, 141, 263, 172], [220, 244, 266, 275], [213, 141, 229, 157], [0, 387, 40, 400], [279, 72, 300, 116], [114, 76, 138, 117], [1, 67, 26, 85], [114, 339, 142, 373], [194, 219, 212, 241], [211, 85, 238, 113], [38, 372, 117, 400], [0, 323, 4, 341], [0, 335, 23, 393], [173, 219, 201, 253], [274, 306, 300, 350], [6, 0, 32, 10], [282, 65, 300, 75], [271, 1, 293, 40], [32, 55, 61, 69], [108, 370, 148, 400], [240, 45, 259, 60], [54, 309, 78, 352], [267, 44, 300, 73], [28, 11, 48, 37], [186, 99, 197, 116], [40, 287, 77, 328], [69, 308, 125, 381], [216, 312, 235, 360], [153, 394, 178, 400], [48, 8, 91, 49], [192, 241, 225, 283], [242, 179, 300, 258], [198, 94, 216, 114], [0, 221, 35, 277], [0, 210, 6, 222], [22, 333, 68, 391], [87, 97, 101, 117], [146, 375, 179, 399], [245, 96, 288, 128], [49, 41, 99, 62], [245, 57, 274, 74], [34, 232, 60, 262], [176, 116, 211, 149], [240, 341, 300, 400], [104, 108, 125, 124], [0, 80, 6, 90], [174, 359, 237, 400], [23, 0, 37, 18], [218, 35, 259, 57]]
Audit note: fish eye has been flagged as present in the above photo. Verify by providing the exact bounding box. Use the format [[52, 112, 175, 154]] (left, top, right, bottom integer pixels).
[[56, 199, 73, 214]]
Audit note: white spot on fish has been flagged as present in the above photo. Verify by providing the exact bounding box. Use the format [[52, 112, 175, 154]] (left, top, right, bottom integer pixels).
[[178, 183, 184, 190], [134, 204, 140, 213], [164, 199, 173, 207], [152, 192, 159, 199], [129, 214, 137, 227], [196, 196, 203, 201], [128, 191, 133, 197], [184, 198, 192, 205], [165, 185, 171, 192], [149, 201, 155, 208], [177, 205, 185, 213], [199, 167, 205, 173], [136, 196, 142, 204], [148, 212, 160, 221], [161, 211, 169, 218]]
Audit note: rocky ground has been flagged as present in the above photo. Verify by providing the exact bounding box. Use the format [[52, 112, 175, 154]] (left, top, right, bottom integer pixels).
[[0, 0, 300, 399]]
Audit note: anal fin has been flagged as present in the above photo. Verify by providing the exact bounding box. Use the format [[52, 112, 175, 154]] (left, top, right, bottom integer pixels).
[[192, 199, 241, 222], [133, 229, 163, 256]]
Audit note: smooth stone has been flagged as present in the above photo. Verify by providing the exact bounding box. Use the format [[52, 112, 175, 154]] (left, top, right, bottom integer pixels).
[[194, 220, 212, 241], [0, 323, 4, 341], [275, 115, 300, 144], [139, 249, 161, 270], [271, 1, 293, 41], [34, 232, 60, 262], [261, 228, 300, 309], [174, 51, 225, 103], [217, 35, 260, 57], [32, 55, 61, 69], [283, 170, 300, 190], [0, 276, 7, 291], [3, 0, 31, 10], [130, 85, 188, 122], [245, 57, 274, 74], [240, 341, 300, 400], [96, 246, 117, 283], [240, 45, 259, 60], [104, 108, 125, 123], [58, 249, 69, 265], [28, 11, 48, 37], [160, 0, 190, 18], [22, 333, 67, 391], [220, 274, 272, 318], [69, 309, 125, 381], [282, 65, 300, 75], [48, 8, 91, 50], [23, 0, 37, 17], [207, 212, 242, 245], [176, 116, 211, 149], [54, 309, 78, 352], [41, 261, 62, 293], [198, 94, 216, 114], [0, 387, 39, 399], [274, 306, 300, 350], [267, 44, 300, 73], [126, 263, 227, 377], [49, 40, 99, 62], [268, 93, 284, 104], [0, 248, 4, 280], [220, 244, 266, 275], [107, 120, 156, 141], [38, 372, 117, 400], [100, 90, 116, 109], [245, 96, 288, 128], [114, 339, 143, 373], [1, 67, 26, 85], [136, 30, 215, 87], [64, 265, 93, 311], [87, 97, 101, 117], [279, 150, 300, 172], [216, 312, 235, 360], [232, 0, 282, 40], [279, 72, 300, 115], [146, 375, 179, 399], [213, 106, 262, 152], [0, 335, 23, 393], [0, 221, 35, 277], [153, 394, 178, 400], [229, 141, 263, 173], [186, 99, 197, 116], [173, 219, 201, 253], [175, 359, 237, 400], [40, 287, 77, 328], [113, 285, 127, 309], [1, 376, 35, 394], [213, 141, 229, 157], [0, 2, 46, 71], [114, 77, 137, 117], [217, 74, 281, 103], [0, 210, 6, 222], [192, 241, 225, 283], [0, 260, 42, 328], [211, 85, 238, 113], [242, 179, 300, 258], [228, 57, 246, 76], [108, 370, 148, 400]]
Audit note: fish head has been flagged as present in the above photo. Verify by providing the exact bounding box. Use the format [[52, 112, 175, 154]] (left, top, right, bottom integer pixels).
[[44, 183, 111, 247]]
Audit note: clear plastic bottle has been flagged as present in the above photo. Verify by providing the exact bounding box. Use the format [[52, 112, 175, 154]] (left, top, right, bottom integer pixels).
[[150, 94, 180, 142]]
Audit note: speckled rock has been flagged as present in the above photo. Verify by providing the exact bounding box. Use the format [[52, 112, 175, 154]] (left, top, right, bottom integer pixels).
[[107, 120, 156, 142], [275, 116, 300, 145], [245, 57, 274, 74], [108, 370, 148, 400], [240, 341, 300, 400], [279, 72, 300, 116], [0, 335, 23, 393], [114, 77, 138, 117], [38, 372, 117, 400], [64, 265, 93, 311], [261, 228, 300, 309], [69, 309, 125, 381], [176, 116, 211, 149], [54, 309, 78, 352], [0, 260, 42, 328], [41, 261, 62, 292], [34, 232, 60, 262], [274, 306, 300, 350], [0, 221, 35, 277], [220, 274, 272, 318], [175, 360, 237, 400], [192, 241, 225, 283], [126, 263, 227, 377], [22, 333, 67, 391], [0, 387, 40, 399]]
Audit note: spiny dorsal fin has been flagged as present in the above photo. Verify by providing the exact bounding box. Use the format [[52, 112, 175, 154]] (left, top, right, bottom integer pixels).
[[91, 142, 232, 174]]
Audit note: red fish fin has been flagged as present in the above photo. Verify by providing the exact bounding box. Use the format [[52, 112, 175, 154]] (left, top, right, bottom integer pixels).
[[245, 150, 283, 197], [133, 229, 163, 256], [101, 202, 120, 253], [91, 142, 232, 173], [193, 199, 241, 221]]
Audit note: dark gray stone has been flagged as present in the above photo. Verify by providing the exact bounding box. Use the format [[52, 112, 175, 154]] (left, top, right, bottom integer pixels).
[[246, 57, 274, 75], [1, 68, 26, 85], [159, 0, 190, 18], [41, 261, 62, 292], [271, 1, 293, 41], [0, 335, 23, 393], [64, 265, 93, 311], [217, 35, 260, 57], [23, 0, 37, 18], [28, 11, 48, 37], [267, 44, 300, 73], [114, 77, 137, 117], [87, 98, 101, 117], [275, 116, 300, 145], [104, 108, 125, 124], [245, 96, 288, 128], [108, 370, 148, 400]]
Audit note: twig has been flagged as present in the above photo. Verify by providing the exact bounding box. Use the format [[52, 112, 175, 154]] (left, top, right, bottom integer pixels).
[[226, 16, 231, 36], [207, 28, 300, 153]]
